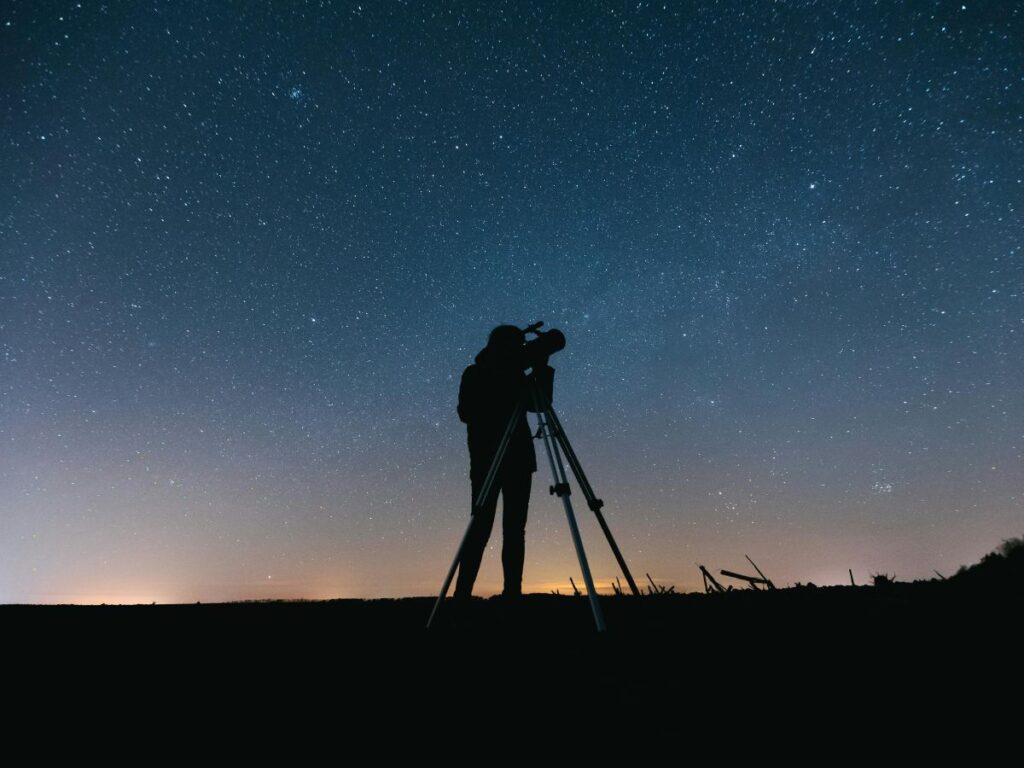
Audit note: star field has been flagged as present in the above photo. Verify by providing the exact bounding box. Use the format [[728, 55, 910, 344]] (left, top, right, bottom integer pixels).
[[1, 1, 1021, 602]]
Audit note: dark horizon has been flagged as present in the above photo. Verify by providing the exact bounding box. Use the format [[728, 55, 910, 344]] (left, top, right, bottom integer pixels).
[[2, 1, 1021, 605]]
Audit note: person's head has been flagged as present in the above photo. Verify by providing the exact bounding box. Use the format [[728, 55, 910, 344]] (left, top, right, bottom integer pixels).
[[487, 324, 525, 353]]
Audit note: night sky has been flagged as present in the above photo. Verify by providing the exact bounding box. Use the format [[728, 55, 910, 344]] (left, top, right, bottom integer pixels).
[[2, 1, 1021, 604]]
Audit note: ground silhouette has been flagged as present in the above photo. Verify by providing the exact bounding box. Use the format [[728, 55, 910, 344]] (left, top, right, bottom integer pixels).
[[5, 539, 1019, 704]]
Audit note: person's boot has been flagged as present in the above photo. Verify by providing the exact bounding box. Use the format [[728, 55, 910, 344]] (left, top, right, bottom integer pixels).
[[448, 591, 474, 625], [498, 588, 522, 611]]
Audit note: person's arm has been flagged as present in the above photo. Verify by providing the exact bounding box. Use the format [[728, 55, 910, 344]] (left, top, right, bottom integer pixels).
[[457, 365, 479, 424]]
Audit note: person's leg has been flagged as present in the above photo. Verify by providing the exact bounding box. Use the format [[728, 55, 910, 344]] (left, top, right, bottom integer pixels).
[[501, 471, 532, 597], [454, 470, 499, 599]]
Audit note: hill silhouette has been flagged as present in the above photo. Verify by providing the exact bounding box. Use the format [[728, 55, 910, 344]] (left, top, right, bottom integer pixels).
[[949, 535, 1024, 587]]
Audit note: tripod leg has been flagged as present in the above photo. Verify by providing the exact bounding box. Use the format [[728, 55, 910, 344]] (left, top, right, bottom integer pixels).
[[426, 517, 474, 629], [535, 408, 606, 632], [427, 395, 528, 628], [537, 391, 643, 597], [474, 399, 526, 509]]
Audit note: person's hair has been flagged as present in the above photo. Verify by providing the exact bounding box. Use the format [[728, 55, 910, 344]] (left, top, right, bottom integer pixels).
[[487, 324, 524, 349]]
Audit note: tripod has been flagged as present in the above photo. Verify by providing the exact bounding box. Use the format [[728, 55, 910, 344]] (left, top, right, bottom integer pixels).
[[427, 367, 640, 632]]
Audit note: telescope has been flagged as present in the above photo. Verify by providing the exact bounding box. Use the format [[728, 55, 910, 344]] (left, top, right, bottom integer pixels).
[[519, 321, 565, 370]]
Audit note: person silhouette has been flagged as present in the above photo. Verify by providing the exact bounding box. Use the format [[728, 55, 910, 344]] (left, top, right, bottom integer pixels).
[[453, 324, 554, 601]]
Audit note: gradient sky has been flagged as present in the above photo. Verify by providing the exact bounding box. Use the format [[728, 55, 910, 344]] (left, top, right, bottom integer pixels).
[[2, 1, 1021, 603]]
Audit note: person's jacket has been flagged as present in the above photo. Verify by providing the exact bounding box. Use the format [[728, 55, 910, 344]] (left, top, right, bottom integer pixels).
[[458, 345, 554, 479]]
